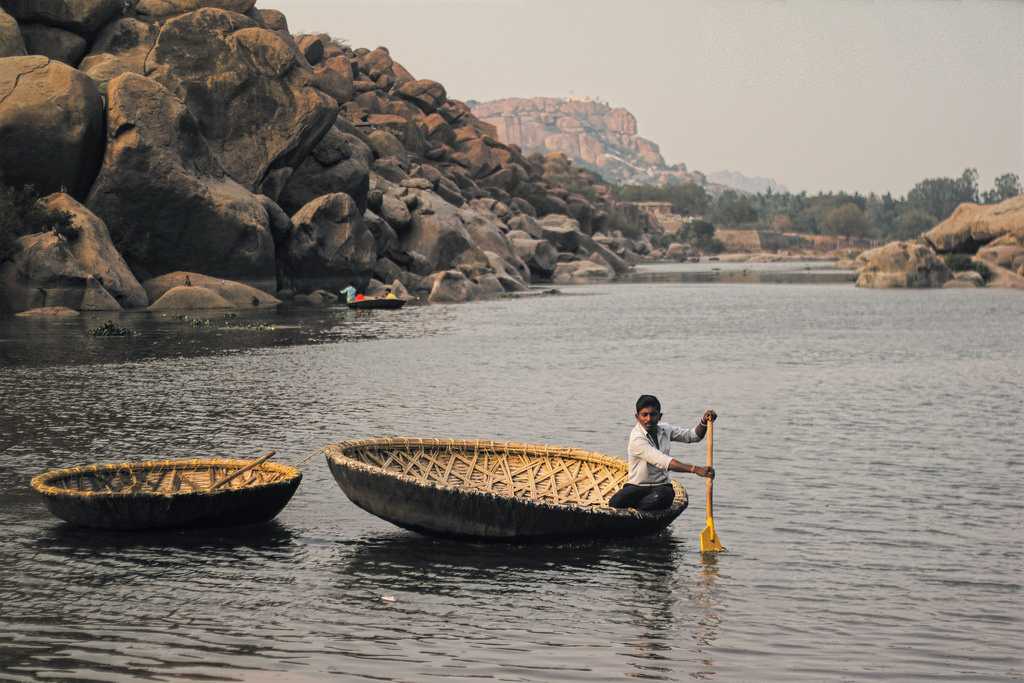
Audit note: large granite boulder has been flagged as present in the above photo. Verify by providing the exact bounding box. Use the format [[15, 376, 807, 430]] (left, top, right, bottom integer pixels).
[[86, 74, 276, 290], [0, 8, 25, 57], [0, 56, 104, 198], [1, 0, 122, 34], [459, 208, 529, 280], [942, 271, 984, 288], [379, 190, 411, 230], [79, 17, 158, 91], [975, 233, 1024, 270], [143, 271, 279, 307], [396, 79, 446, 114], [312, 55, 354, 105], [19, 23, 86, 64], [144, 8, 338, 190], [0, 232, 124, 313], [924, 194, 1024, 253], [427, 269, 472, 303], [855, 241, 952, 288], [356, 46, 392, 80], [553, 256, 614, 283], [485, 251, 528, 291], [537, 214, 583, 252], [148, 285, 235, 309], [512, 237, 558, 281], [363, 209, 397, 255], [399, 192, 489, 275], [135, 0, 257, 19], [284, 192, 377, 291], [35, 193, 148, 308], [15, 306, 79, 317], [279, 126, 370, 214], [982, 262, 1024, 289]]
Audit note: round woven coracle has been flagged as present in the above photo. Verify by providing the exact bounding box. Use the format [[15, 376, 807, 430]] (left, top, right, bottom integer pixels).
[[31, 458, 302, 531], [325, 438, 688, 541]]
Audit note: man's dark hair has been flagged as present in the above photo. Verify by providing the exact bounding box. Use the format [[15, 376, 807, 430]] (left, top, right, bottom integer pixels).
[[635, 394, 661, 413]]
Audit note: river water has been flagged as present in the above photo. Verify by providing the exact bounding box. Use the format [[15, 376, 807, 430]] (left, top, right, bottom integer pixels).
[[0, 263, 1020, 681]]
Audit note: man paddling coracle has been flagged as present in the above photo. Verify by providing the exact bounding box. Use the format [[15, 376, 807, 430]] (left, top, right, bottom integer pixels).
[[608, 394, 716, 512]]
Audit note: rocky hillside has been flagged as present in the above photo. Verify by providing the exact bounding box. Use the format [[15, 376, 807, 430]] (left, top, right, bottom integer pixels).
[[0, 1, 665, 315], [470, 97, 707, 189], [705, 170, 786, 195]]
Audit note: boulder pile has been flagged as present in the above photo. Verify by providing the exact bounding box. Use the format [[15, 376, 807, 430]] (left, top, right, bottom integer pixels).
[[1, 4, 662, 314], [857, 194, 1024, 289]]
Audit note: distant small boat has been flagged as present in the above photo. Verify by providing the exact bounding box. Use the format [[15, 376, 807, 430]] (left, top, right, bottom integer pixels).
[[31, 458, 301, 530], [346, 297, 406, 310], [325, 437, 688, 542]]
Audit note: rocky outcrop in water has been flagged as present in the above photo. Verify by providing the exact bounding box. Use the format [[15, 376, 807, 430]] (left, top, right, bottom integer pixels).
[[923, 194, 1024, 255], [857, 194, 1024, 289], [0, 3, 663, 315], [855, 241, 952, 288]]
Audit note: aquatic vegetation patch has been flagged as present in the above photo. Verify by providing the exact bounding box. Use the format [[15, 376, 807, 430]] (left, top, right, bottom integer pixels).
[[89, 320, 136, 337]]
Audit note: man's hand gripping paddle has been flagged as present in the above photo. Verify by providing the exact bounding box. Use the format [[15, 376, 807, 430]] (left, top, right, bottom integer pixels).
[[699, 418, 725, 553]]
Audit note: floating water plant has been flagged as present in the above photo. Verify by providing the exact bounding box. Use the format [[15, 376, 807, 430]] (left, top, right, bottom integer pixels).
[[89, 320, 136, 337]]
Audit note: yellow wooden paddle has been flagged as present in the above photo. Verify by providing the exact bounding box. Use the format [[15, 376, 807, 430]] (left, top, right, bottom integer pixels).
[[699, 419, 725, 553]]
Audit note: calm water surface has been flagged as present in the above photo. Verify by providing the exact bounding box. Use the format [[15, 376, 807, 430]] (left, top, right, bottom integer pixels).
[[0, 263, 1020, 681]]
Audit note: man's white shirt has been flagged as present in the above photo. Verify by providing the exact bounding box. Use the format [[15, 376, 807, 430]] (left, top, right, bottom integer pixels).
[[626, 421, 702, 486]]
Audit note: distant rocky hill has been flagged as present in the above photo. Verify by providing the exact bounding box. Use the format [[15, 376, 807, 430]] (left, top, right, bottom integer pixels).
[[706, 170, 787, 195], [470, 97, 707, 189]]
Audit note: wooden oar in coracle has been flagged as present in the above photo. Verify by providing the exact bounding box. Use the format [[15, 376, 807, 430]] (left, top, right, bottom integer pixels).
[[210, 451, 276, 491], [699, 420, 725, 553]]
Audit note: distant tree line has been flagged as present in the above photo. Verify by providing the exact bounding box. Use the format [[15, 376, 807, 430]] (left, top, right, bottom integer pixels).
[[613, 169, 1022, 241]]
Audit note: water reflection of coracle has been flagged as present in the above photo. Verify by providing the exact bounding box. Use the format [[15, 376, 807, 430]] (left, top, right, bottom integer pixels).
[[39, 517, 297, 553], [337, 530, 680, 599]]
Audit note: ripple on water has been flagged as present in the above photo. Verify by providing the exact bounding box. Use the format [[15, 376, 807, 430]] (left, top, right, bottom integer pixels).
[[1, 278, 1022, 681]]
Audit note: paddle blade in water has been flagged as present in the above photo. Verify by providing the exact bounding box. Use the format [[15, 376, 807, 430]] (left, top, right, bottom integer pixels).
[[699, 516, 725, 553]]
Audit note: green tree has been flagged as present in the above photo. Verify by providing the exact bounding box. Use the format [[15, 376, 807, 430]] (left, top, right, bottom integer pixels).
[[681, 219, 715, 244], [981, 173, 1022, 204], [709, 190, 758, 226], [821, 202, 870, 237], [612, 182, 710, 216], [906, 168, 979, 221], [0, 183, 72, 261], [893, 208, 937, 239]]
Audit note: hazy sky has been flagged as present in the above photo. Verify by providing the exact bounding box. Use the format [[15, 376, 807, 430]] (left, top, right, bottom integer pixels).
[[277, 0, 1023, 196]]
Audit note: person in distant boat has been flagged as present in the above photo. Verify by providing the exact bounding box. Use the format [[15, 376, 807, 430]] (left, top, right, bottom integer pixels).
[[384, 288, 398, 300], [608, 394, 716, 512]]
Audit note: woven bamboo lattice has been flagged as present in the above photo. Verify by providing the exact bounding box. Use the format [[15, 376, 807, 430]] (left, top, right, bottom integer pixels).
[[32, 459, 298, 498], [328, 438, 633, 508]]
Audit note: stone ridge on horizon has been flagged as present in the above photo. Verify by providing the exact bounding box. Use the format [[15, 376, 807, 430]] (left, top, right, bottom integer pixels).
[[470, 96, 783, 194]]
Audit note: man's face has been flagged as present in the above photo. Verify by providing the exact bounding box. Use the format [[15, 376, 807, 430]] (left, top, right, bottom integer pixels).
[[636, 407, 661, 429]]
